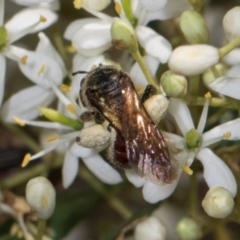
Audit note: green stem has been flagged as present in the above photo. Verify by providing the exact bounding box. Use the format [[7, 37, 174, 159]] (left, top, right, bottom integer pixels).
[[36, 219, 46, 240], [219, 36, 240, 58], [121, 0, 138, 27], [209, 66, 220, 79], [80, 168, 132, 220], [131, 50, 160, 92]]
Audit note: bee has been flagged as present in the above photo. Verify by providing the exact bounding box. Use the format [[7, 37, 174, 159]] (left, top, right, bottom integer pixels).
[[73, 65, 178, 185]]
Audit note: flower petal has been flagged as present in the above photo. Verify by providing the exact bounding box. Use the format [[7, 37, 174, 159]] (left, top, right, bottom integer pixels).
[[82, 154, 122, 184], [1, 86, 54, 122], [62, 150, 79, 188], [197, 99, 209, 134], [70, 142, 98, 158], [209, 77, 240, 100], [139, 0, 167, 12], [142, 180, 179, 203], [81, 0, 111, 11], [5, 7, 57, 43], [222, 48, 240, 65], [125, 169, 146, 187], [197, 148, 237, 197], [130, 55, 159, 86], [72, 21, 112, 56], [0, 55, 6, 107], [168, 98, 194, 136], [136, 26, 172, 64], [163, 132, 184, 150]]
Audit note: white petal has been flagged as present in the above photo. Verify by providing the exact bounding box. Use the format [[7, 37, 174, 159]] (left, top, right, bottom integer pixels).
[[81, 0, 111, 11], [62, 150, 79, 188], [197, 99, 209, 134], [130, 55, 159, 86], [70, 142, 98, 158], [197, 148, 237, 197], [64, 18, 100, 40], [203, 118, 240, 142], [1, 86, 54, 122], [163, 132, 184, 150], [136, 26, 172, 64], [5, 8, 57, 43], [82, 155, 122, 184], [209, 77, 240, 100], [12, 0, 60, 11], [222, 48, 240, 65], [139, 0, 167, 12], [0, 55, 6, 107], [37, 32, 66, 77], [72, 21, 112, 56], [0, 0, 4, 25], [168, 45, 219, 76], [227, 64, 240, 77], [168, 98, 194, 136], [143, 180, 179, 203], [125, 169, 146, 187]]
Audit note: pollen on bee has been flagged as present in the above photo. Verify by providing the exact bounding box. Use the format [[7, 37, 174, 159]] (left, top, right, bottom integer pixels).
[[67, 104, 76, 114], [12, 117, 25, 127], [38, 63, 46, 76], [21, 153, 31, 167], [46, 135, 59, 142], [60, 84, 72, 93], [182, 165, 193, 175], [20, 55, 28, 65], [223, 131, 231, 139]]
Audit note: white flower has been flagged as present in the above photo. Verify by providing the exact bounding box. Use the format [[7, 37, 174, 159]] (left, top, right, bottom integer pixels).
[[167, 98, 238, 197], [0, 4, 57, 107], [1, 32, 65, 122]]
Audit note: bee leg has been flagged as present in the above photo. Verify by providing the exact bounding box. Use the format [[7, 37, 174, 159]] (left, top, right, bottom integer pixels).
[[80, 110, 105, 124], [141, 85, 157, 103]]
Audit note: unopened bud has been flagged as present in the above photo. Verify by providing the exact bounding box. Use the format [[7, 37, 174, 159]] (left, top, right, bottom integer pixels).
[[202, 186, 234, 218], [134, 216, 167, 240], [26, 177, 56, 220], [176, 217, 202, 240], [168, 44, 219, 76], [110, 20, 138, 53], [223, 6, 240, 41], [160, 70, 187, 98], [180, 10, 209, 44]]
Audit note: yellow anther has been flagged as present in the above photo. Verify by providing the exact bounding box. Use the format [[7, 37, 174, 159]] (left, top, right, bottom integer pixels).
[[67, 104, 76, 114], [73, 0, 82, 9], [20, 55, 28, 65], [10, 223, 19, 236], [115, 2, 122, 15], [66, 45, 76, 53], [38, 63, 46, 76], [40, 15, 47, 22], [46, 135, 59, 142], [181, 165, 193, 175], [13, 117, 25, 127], [60, 84, 72, 93], [204, 92, 212, 99], [223, 131, 231, 139], [21, 153, 31, 167]]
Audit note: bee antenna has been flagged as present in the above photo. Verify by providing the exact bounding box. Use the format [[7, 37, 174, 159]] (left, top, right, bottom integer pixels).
[[72, 71, 89, 76]]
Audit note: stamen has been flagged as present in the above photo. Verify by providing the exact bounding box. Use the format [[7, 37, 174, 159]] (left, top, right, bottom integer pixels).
[[66, 45, 76, 53], [39, 15, 47, 23], [46, 135, 59, 142], [223, 131, 231, 139], [67, 104, 76, 114], [20, 55, 28, 65], [182, 165, 193, 175], [204, 92, 212, 98], [115, 2, 122, 15], [13, 117, 25, 127], [60, 84, 72, 93], [38, 63, 46, 76], [21, 154, 31, 167], [73, 0, 81, 9]]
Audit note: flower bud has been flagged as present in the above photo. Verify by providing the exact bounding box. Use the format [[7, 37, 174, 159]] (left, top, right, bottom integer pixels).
[[26, 177, 56, 220], [168, 44, 219, 76], [202, 186, 234, 218], [176, 217, 202, 240], [160, 70, 187, 98], [223, 6, 240, 41], [180, 10, 209, 44], [0, 26, 8, 51], [134, 216, 167, 240], [144, 94, 169, 124], [110, 20, 138, 53]]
